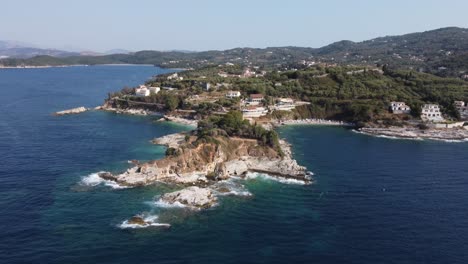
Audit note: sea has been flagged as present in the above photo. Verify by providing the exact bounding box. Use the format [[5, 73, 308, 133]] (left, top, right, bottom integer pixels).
[[0, 65, 467, 264]]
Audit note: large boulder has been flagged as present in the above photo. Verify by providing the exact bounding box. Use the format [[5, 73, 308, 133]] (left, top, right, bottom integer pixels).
[[158, 186, 218, 209]]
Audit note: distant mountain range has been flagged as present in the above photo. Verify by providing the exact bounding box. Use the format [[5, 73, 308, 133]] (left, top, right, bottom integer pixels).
[[1, 27, 468, 77], [0, 40, 134, 58], [0, 40, 80, 58]]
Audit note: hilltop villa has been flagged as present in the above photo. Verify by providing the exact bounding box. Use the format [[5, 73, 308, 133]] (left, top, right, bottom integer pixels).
[[248, 94, 264, 105], [390, 102, 411, 114], [225, 91, 241, 99], [421, 104, 444, 122], [135, 85, 150, 97], [135, 85, 160, 97]]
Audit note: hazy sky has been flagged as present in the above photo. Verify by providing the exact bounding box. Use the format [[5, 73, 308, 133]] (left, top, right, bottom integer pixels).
[[1, 0, 468, 52]]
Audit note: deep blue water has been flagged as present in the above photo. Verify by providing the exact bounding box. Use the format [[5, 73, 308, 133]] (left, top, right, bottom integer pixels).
[[1, 66, 468, 264]]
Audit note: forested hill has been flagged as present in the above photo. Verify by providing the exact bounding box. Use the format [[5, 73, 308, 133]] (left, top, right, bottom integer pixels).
[[1, 27, 467, 78], [317, 27, 468, 77]]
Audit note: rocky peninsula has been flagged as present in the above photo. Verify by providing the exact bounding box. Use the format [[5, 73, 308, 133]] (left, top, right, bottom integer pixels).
[[95, 111, 311, 222], [99, 133, 309, 187]]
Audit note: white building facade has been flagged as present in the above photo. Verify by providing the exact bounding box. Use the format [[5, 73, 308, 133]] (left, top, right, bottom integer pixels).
[[242, 106, 268, 118], [225, 91, 241, 99], [149, 87, 161, 94], [390, 102, 411, 114], [135, 85, 150, 97], [454, 101, 468, 119], [421, 104, 444, 122]]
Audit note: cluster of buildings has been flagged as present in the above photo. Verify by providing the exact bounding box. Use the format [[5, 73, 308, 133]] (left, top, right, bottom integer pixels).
[[167, 73, 184, 81], [218, 68, 266, 79], [390, 100, 468, 123], [135, 85, 161, 97], [241, 94, 268, 118], [223, 91, 297, 118], [390, 101, 444, 122]]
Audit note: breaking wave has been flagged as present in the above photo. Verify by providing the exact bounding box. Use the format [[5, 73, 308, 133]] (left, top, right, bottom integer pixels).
[[244, 172, 308, 185], [118, 214, 171, 229], [153, 199, 188, 208], [79, 172, 129, 189], [212, 179, 253, 197]]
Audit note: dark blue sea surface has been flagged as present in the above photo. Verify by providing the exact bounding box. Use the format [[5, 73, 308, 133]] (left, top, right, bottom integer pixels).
[[1, 66, 468, 264]]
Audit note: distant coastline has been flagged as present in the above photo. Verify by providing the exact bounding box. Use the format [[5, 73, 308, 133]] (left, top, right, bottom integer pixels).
[[0, 63, 162, 69]]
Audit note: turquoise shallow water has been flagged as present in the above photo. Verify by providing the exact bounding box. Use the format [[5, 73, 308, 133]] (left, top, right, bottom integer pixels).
[[1, 66, 468, 264]]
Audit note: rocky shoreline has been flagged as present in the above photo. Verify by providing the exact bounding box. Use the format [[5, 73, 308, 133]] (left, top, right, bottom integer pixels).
[[358, 126, 468, 141], [96, 105, 157, 116], [94, 131, 311, 228], [157, 115, 198, 127], [273, 118, 354, 127]]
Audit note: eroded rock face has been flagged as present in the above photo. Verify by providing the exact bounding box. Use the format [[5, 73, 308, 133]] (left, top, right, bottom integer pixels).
[[102, 134, 309, 186], [158, 186, 218, 209]]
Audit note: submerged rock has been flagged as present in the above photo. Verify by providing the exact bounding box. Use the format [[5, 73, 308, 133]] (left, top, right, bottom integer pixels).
[[159, 186, 218, 209]]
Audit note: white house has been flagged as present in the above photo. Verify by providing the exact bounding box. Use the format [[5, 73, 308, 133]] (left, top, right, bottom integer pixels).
[[248, 94, 264, 105], [272, 98, 296, 111], [454, 101, 468, 119], [167, 73, 183, 80], [135, 86, 150, 97], [421, 104, 444, 122], [242, 106, 268, 118], [225, 91, 241, 99], [149, 87, 161, 94], [390, 102, 411, 114]]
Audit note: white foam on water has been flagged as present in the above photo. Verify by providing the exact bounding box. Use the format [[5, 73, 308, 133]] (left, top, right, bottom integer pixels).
[[244, 172, 307, 185], [79, 172, 129, 189], [212, 179, 253, 197], [218, 189, 253, 197], [153, 199, 188, 209], [118, 214, 171, 229], [353, 130, 424, 141], [427, 138, 468, 143]]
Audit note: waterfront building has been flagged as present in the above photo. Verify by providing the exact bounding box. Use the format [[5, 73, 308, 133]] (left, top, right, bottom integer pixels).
[[421, 104, 444, 122], [271, 98, 296, 111]]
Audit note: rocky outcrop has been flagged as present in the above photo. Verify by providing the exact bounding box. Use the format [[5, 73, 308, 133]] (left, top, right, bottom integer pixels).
[[159, 115, 198, 127], [121, 215, 171, 229], [100, 135, 309, 187], [151, 132, 188, 148], [99, 106, 154, 116], [158, 186, 218, 209], [54, 107, 88, 116], [127, 216, 149, 225]]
